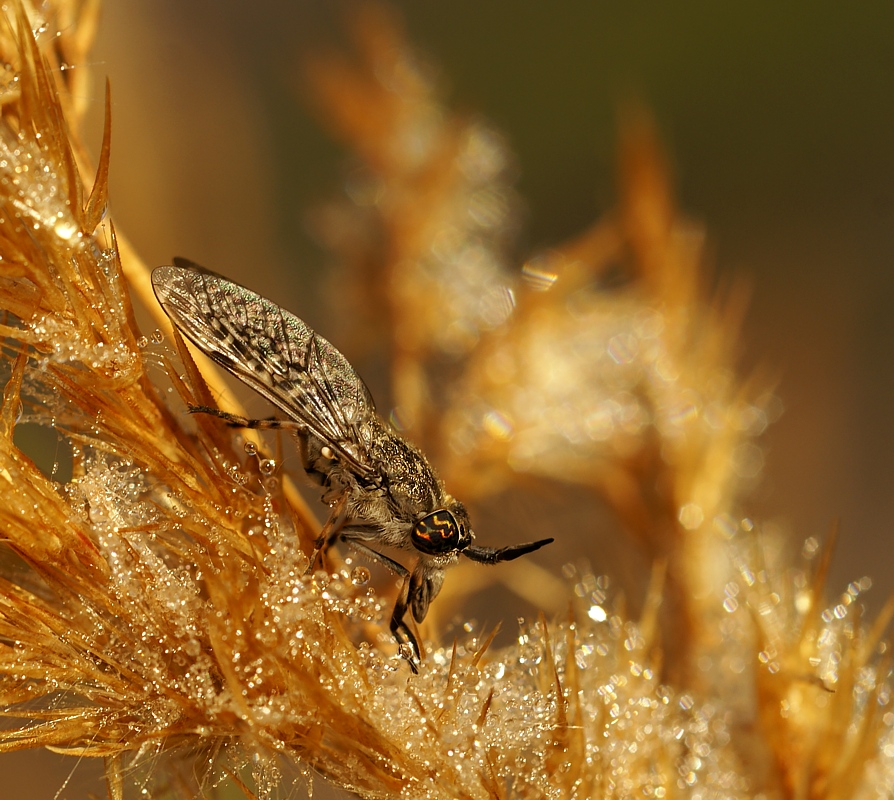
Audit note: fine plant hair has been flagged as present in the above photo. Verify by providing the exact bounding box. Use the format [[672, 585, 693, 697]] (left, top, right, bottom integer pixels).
[[0, 2, 892, 799]]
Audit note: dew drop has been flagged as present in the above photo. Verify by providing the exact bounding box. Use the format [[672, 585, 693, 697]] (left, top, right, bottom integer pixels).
[[243, 441, 258, 456], [259, 458, 276, 476], [53, 219, 78, 240], [351, 566, 371, 586]]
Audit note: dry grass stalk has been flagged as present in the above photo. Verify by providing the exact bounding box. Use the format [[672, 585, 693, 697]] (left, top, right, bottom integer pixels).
[[0, 2, 891, 799]]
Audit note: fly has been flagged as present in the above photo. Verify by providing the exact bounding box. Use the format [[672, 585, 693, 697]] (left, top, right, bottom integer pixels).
[[151, 258, 553, 671]]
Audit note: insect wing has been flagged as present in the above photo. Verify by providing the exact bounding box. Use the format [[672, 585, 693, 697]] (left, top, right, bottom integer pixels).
[[151, 259, 376, 473]]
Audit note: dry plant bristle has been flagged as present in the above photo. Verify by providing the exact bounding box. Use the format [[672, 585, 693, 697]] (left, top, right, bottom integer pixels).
[[0, 2, 892, 799]]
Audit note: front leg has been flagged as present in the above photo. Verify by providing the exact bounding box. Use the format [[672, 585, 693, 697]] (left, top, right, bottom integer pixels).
[[341, 534, 421, 672], [388, 580, 421, 674]]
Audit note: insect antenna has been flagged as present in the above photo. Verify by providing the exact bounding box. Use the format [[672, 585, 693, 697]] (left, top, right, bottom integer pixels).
[[462, 537, 554, 565]]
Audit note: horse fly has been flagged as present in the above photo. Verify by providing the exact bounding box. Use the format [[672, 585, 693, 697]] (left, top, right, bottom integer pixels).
[[152, 258, 553, 670]]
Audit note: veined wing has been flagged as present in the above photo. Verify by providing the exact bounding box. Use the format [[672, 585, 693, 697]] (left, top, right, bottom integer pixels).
[[151, 258, 377, 474]]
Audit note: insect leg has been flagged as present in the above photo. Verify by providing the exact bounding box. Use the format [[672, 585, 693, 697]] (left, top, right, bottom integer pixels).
[[340, 534, 421, 672], [307, 491, 350, 572], [188, 405, 305, 431], [462, 537, 554, 565], [389, 584, 422, 674], [193, 407, 333, 492], [190, 403, 345, 570]]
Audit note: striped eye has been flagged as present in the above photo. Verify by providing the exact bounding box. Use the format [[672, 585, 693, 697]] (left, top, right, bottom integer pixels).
[[411, 510, 461, 555]]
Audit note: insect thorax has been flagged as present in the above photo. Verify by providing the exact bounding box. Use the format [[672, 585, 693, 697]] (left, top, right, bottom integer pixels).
[[367, 425, 444, 512]]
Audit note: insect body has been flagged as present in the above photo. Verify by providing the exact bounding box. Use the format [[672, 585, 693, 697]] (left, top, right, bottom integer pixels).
[[151, 258, 553, 670]]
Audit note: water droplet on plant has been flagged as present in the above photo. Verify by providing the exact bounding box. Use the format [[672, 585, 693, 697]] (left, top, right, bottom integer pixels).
[[351, 566, 370, 586]]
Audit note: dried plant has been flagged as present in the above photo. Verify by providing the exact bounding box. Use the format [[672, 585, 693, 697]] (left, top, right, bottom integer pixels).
[[0, 2, 892, 799]]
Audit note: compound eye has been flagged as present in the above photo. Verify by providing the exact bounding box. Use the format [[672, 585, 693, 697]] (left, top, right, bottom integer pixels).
[[457, 522, 472, 549], [411, 510, 461, 555]]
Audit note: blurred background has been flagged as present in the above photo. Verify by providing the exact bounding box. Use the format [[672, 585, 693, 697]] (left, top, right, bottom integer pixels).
[[12, 1, 894, 796]]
